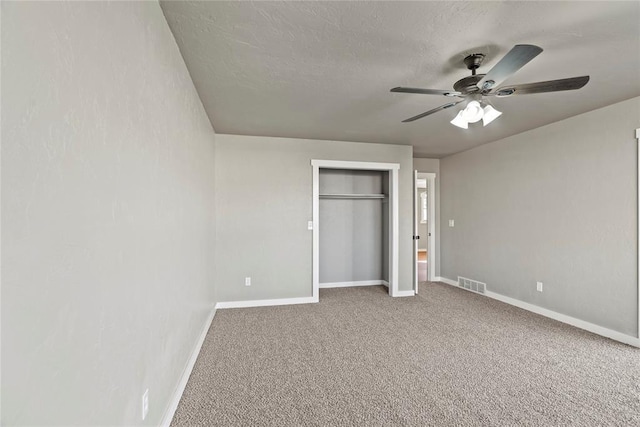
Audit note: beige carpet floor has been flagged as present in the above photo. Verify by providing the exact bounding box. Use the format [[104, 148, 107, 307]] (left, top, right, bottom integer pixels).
[[171, 282, 640, 426]]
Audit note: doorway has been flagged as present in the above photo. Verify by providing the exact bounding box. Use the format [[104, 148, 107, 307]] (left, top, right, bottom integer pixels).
[[413, 172, 436, 294]]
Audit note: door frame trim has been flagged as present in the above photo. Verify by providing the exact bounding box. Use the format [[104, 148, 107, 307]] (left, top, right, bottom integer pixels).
[[636, 128, 639, 340], [424, 173, 436, 282]]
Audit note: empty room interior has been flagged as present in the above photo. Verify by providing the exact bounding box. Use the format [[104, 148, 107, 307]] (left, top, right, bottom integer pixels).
[[3, 1, 640, 426]]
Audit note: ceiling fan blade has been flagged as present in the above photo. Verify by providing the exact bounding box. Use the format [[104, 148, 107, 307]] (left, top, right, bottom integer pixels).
[[391, 87, 461, 97], [401, 101, 464, 123], [493, 76, 590, 96], [477, 44, 543, 92]]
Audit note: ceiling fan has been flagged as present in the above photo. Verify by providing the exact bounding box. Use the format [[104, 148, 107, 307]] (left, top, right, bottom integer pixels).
[[391, 45, 589, 128]]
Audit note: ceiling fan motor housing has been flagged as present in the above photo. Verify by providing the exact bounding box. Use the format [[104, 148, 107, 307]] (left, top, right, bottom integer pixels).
[[454, 53, 488, 94], [453, 74, 485, 95]]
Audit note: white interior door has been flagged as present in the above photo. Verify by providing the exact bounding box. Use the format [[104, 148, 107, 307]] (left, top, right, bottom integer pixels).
[[413, 170, 419, 294]]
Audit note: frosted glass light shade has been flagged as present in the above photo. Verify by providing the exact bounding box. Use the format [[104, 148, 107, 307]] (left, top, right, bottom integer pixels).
[[462, 100, 484, 123], [450, 110, 468, 129], [482, 105, 502, 126]]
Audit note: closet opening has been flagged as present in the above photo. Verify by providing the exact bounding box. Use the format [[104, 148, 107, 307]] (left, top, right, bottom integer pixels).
[[311, 160, 400, 300]]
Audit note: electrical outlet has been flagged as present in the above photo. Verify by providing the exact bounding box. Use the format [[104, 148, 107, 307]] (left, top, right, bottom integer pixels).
[[536, 281, 543, 292], [142, 389, 149, 421], [448, 219, 455, 227], [245, 277, 251, 287]]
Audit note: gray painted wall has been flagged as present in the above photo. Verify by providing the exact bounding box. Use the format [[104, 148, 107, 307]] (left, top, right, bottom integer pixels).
[[320, 169, 384, 194], [413, 158, 440, 276], [440, 97, 639, 337], [2, 2, 217, 425], [319, 170, 385, 283], [214, 135, 413, 302]]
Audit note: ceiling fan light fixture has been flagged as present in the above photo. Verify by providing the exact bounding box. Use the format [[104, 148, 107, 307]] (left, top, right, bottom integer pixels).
[[482, 104, 502, 126], [462, 100, 484, 123], [450, 110, 468, 129]]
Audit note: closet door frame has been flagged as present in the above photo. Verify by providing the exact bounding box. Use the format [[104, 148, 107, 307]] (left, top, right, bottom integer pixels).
[[311, 160, 400, 299]]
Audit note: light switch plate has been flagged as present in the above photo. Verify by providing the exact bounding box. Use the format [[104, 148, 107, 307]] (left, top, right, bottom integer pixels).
[[307, 221, 313, 230], [449, 219, 455, 227]]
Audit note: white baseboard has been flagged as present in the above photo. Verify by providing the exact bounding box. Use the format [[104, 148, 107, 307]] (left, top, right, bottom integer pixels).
[[216, 296, 318, 309], [161, 306, 217, 427], [485, 290, 640, 348], [320, 280, 385, 289], [392, 290, 415, 297], [320, 280, 396, 296], [434, 276, 458, 287], [436, 276, 640, 348]]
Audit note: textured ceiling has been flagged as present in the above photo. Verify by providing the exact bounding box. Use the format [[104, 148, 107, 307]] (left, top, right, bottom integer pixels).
[[161, 1, 640, 158]]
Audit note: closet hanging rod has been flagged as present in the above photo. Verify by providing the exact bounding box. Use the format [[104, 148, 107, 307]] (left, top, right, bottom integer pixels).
[[319, 193, 386, 199]]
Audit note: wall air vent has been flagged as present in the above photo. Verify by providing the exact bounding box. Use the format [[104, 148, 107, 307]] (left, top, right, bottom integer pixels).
[[457, 276, 486, 294]]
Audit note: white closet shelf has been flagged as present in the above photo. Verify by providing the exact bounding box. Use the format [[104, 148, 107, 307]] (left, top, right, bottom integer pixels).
[[319, 193, 386, 199]]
